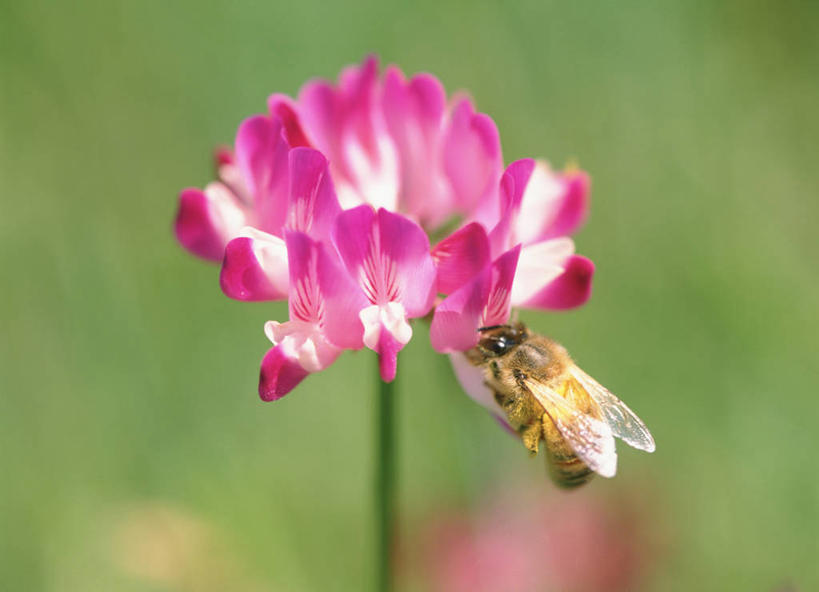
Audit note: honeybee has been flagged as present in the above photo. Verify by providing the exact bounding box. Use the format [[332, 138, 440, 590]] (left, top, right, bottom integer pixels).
[[466, 323, 655, 488]]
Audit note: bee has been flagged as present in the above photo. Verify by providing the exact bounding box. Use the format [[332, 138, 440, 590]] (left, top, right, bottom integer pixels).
[[466, 323, 655, 488]]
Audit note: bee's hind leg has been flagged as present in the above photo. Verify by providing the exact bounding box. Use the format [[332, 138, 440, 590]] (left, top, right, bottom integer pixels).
[[519, 421, 542, 456]]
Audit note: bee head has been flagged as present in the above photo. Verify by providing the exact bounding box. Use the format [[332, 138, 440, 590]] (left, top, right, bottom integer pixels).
[[476, 323, 528, 357]]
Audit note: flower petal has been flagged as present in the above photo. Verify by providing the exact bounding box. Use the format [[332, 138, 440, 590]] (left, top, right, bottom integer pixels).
[[517, 254, 594, 310], [382, 66, 450, 226], [510, 238, 576, 305], [484, 245, 521, 327], [332, 206, 436, 317], [374, 208, 436, 316], [443, 98, 502, 225], [375, 327, 404, 382], [539, 170, 590, 240], [432, 222, 491, 295], [449, 352, 505, 419], [267, 93, 312, 148], [515, 161, 590, 244], [220, 229, 288, 301], [297, 80, 341, 161], [286, 147, 341, 239], [284, 231, 326, 324], [258, 345, 310, 401], [487, 159, 534, 255], [174, 185, 247, 262], [234, 115, 290, 233], [430, 266, 491, 353]]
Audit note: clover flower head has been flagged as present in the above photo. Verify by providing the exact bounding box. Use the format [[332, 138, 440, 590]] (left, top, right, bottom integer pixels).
[[173, 56, 594, 402]]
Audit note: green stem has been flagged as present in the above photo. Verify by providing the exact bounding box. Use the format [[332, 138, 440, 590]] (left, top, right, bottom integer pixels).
[[376, 368, 396, 592]]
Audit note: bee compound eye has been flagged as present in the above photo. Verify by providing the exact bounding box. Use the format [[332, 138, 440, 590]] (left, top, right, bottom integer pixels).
[[486, 336, 510, 355]]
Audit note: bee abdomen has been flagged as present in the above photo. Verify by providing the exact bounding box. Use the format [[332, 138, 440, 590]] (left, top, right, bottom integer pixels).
[[546, 453, 595, 489]]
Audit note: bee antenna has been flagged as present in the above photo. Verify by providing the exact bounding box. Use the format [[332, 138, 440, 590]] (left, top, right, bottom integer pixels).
[[477, 324, 511, 333]]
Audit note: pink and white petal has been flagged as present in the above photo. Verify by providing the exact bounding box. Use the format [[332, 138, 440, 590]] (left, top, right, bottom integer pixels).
[[510, 238, 576, 306], [500, 158, 536, 214], [517, 254, 594, 310], [443, 98, 502, 224], [432, 222, 491, 295], [449, 353, 505, 419], [374, 209, 437, 317], [174, 185, 247, 262], [430, 267, 491, 353], [258, 345, 310, 401], [484, 245, 521, 327], [515, 162, 591, 244], [359, 302, 413, 352], [234, 115, 290, 233], [264, 320, 341, 373], [297, 79, 341, 159], [382, 67, 450, 223], [339, 127, 400, 211], [267, 93, 312, 148], [220, 229, 289, 301], [539, 170, 590, 240], [339, 55, 380, 155], [286, 147, 341, 239], [487, 161, 535, 257]]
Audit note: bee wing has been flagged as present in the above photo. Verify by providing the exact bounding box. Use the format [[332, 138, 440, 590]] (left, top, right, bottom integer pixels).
[[523, 377, 618, 478], [569, 366, 656, 453]]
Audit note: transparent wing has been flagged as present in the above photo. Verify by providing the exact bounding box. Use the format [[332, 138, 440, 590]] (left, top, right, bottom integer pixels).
[[523, 377, 618, 478], [569, 365, 656, 453]]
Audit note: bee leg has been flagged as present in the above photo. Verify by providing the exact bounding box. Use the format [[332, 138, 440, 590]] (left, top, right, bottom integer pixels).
[[519, 421, 542, 455]]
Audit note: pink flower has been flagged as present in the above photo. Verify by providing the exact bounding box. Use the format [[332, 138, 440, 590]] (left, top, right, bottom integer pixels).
[[259, 231, 367, 400], [219, 146, 341, 301], [173, 56, 596, 400], [174, 56, 503, 267], [331, 206, 437, 381], [430, 158, 594, 354], [413, 488, 654, 592]]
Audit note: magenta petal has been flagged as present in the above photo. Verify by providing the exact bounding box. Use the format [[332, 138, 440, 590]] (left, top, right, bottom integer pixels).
[[284, 231, 324, 323], [220, 236, 287, 301], [382, 67, 449, 224], [234, 115, 290, 233], [267, 93, 312, 148], [259, 346, 309, 401], [374, 209, 437, 316], [484, 245, 521, 327], [522, 254, 594, 310], [297, 80, 340, 159], [376, 329, 403, 382], [430, 267, 491, 353], [334, 205, 437, 316], [286, 147, 341, 239], [432, 222, 491, 295], [541, 171, 590, 240], [283, 231, 368, 350], [501, 159, 536, 213], [331, 204, 375, 274], [443, 98, 502, 221], [174, 187, 240, 262]]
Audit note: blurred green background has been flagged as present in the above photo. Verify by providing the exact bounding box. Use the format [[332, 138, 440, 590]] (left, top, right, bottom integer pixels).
[[2, 1, 817, 590]]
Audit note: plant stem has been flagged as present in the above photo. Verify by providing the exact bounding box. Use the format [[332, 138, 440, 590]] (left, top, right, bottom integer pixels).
[[376, 369, 396, 592]]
